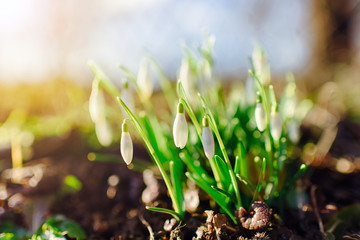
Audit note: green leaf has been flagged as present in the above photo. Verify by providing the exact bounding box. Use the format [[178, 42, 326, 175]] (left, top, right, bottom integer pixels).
[[214, 155, 231, 190], [35, 215, 86, 240], [63, 175, 82, 192], [146, 206, 182, 222], [325, 204, 360, 239], [186, 172, 237, 224], [170, 160, 185, 216]]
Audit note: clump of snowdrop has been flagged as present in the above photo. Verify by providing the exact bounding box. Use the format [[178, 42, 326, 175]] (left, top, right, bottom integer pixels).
[[120, 120, 133, 165], [201, 117, 215, 159], [173, 102, 188, 149]]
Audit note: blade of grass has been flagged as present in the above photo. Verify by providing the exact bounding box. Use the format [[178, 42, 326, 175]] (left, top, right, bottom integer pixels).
[[170, 160, 185, 214], [146, 206, 182, 222]]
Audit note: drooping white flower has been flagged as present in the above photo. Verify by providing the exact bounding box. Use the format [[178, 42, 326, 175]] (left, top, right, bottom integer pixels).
[[137, 58, 153, 100], [255, 102, 266, 132], [202, 117, 215, 159], [120, 121, 133, 165], [173, 103, 188, 149], [89, 80, 105, 123], [288, 120, 300, 143], [95, 118, 113, 146], [270, 112, 282, 141]]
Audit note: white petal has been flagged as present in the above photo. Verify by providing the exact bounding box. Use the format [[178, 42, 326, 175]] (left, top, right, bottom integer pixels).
[[89, 89, 105, 123], [121, 132, 133, 165], [137, 58, 153, 99], [173, 112, 188, 149], [288, 120, 300, 143], [270, 113, 282, 141], [95, 118, 112, 146], [255, 103, 266, 132], [202, 126, 215, 159]]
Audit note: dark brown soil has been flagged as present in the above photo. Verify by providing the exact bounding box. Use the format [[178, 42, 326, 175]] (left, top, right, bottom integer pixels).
[[1, 119, 359, 239]]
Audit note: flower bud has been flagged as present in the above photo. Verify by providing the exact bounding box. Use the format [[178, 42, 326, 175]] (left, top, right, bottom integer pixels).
[[255, 102, 266, 132], [202, 117, 215, 159], [270, 112, 282, 141], [173, 103, 188, 149], [120, 122, 133, 165]]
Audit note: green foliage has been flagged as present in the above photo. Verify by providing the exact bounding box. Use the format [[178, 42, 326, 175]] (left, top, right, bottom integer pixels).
[[33, 215, 86, 240], [0, 215, 86, 240], [88, 36, 312, 223]]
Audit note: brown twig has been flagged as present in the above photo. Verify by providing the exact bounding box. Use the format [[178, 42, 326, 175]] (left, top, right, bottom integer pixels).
[[139, 212, 154, 240], [311, 186, 324, 233]]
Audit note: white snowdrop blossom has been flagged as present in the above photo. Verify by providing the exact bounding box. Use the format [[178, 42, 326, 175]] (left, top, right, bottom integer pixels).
[[120, 122, 133, 165], [137, 58, 153, 100], [255, 102, 266, 132], [270, 112, 282, 141], [202, 117, 215, 159], [173, 103, 188, 149], [95, 118, 112, 146], [89, 82, 105, 123], [288, 120, 300, 143]]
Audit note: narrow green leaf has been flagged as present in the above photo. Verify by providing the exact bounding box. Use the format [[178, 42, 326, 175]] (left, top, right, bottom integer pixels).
[[170, 160, 185, 216], [145, 206, 182, 222], [186, 172, 237, 224], [211, 185, 237, 203]]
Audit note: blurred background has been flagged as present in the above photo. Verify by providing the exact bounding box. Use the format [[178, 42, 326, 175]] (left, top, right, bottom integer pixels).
[[0, 0, 359, 121]]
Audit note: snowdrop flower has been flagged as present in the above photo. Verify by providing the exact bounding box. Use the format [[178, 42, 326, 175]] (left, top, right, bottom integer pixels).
[[288, 120, 300, 143], [137, 58, 153, 100], [202, 117, 215, 159], [120, 121, 133, 165], [173, 102, 188, 149], [89, 80, 105, 123], [270, 111, 282, 141], [95, 118, 112, 146], [255, 101, 266, 132]]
